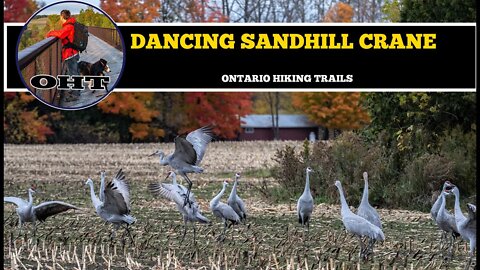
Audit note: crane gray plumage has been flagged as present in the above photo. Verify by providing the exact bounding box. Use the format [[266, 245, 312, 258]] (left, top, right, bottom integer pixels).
[[357, 172, 382, 230], [356, 171, 382, 256], [4, 187, 80, 235], [210, 181, 240, 241], [151, 125, 214, 206], [297, 167, 314, 230], [436, 181, 460, 258], [431, 181, 457, 248], [335, 180, 385, 260], [449, 186, 476, 269], [85, 169, 136, 241], [149, 171, 209, 243], [227, 173, 247, 223]]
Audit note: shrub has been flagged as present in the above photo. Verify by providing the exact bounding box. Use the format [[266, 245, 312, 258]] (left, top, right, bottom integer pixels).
[[267, 128, 476, 212]]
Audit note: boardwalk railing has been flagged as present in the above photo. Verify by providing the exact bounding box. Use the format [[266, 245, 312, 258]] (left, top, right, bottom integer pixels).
[[88, 26, 122, 50], [17, 26, 120, 106], [18, 37, 62, 105]]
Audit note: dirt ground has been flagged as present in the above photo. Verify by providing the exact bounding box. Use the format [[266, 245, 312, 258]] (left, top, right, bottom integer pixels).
[[3, 142, 476, 269]]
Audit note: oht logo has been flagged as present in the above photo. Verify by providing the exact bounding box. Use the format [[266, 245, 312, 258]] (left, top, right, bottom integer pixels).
[[30, 75, 110, 90]]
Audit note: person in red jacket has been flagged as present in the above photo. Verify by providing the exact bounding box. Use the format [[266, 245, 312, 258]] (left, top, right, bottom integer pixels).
[[46, 9, 80, 101]]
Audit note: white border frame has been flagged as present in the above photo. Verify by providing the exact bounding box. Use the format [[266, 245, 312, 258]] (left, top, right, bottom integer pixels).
[[4, 22, 477, 92]]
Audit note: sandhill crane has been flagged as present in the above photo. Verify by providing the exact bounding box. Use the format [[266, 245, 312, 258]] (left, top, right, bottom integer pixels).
[[431, 181, 457, 247], [357, 172, 382, 256], [151, 125, 214, 206], [227, 173, 247, 223], [4, 187, 80, 236], [149, 171, 209, 244], [436, 181, 459, 258], [334, 180, 385, 260], [210, 181, 240, 241], [449, 186, 476, 269], [85, 169, 136, 241], [297, 167, 314, 231]]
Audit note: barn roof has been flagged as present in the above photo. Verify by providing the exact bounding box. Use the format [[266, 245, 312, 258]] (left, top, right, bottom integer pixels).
[[240, 114, 318, 128]]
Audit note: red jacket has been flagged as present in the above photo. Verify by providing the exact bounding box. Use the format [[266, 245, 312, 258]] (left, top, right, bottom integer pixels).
[[46, 17, 79, 60]]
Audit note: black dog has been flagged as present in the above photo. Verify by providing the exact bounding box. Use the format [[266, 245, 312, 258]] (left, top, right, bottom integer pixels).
[[78, 58, 111, 90]]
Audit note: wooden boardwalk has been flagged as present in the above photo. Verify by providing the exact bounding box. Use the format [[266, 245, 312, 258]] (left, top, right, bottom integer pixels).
[[60, 34, 124, 108]]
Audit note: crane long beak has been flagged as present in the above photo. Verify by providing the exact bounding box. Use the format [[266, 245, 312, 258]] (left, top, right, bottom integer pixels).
[[148, 153, 156, 157]]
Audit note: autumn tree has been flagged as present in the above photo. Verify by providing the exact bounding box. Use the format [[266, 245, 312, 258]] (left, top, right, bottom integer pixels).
[[4, 0, 38, 22], [100, 0, 161, 22], [97, 93, 164, 141], [324, 2, 354, 22], [183, 92, 252, 139], [292, 92, 370, 139], [4, 93, 59, 143]]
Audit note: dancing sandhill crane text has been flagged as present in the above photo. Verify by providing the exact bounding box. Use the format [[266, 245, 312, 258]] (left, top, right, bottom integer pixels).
[[149, 171, 210, 243], [85, 169, 136, 241], [334, 180, 385, 260], [227, 173, 247, 223], [210, 181, 240, 241], [151, 125, 214, 206], [297, 167, 314, 231], [4, 187, 80, 236]]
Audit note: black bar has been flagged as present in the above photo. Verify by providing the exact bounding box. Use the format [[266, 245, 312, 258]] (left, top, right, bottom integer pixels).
[[7, 24, 476, 89]]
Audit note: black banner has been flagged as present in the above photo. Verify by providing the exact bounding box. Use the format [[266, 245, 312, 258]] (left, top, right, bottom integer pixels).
[[6, 24, 476, 89]]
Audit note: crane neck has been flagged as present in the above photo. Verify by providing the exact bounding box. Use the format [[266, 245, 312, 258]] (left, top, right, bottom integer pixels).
[[452, 190, 466, 224], [230, 177, 238, 197], [336, 184, 352, 216], [171, 174, 178, 185], [87, 182, 101, 208], [361, 178, 369, 204], [211, 184, 226, 207], [28, 189, 34, 205], [303, 171, 311, 194], [438, 192, 446, 212]]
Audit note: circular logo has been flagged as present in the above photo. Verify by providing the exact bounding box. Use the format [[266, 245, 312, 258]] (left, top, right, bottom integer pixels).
[[16, 0, 125, 110]]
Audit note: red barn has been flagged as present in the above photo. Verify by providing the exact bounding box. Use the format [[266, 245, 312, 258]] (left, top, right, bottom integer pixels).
[[239, 114, 320, 141]]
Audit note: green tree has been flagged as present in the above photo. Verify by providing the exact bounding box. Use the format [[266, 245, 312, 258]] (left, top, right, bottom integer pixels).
[[400, 0, 476, 22]]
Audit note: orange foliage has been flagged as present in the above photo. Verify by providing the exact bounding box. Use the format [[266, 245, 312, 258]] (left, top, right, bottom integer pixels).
[[183, 92, 252, 139], [4, 93, 57, 143], [186, 0, 229, 22], [100, 0, 161, 22], [98, 93, 163, 140], [324, 2, 354, 22], [292, 92, 370, 130]]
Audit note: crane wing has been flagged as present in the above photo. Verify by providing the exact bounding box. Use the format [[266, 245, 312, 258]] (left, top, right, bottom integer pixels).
[[4, 197, 28, 208], [149, 182, 196, 205], [103, 169, 131, 215], [34, 201, 80, 222], [173, 136, 197, 165], [149, 182, 184, 206], [216, 202, 240, 222], [185, 125, 214, 165]]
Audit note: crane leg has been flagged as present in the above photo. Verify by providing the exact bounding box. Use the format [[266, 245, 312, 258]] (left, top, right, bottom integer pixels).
[[180, 220, 187, 243], [125, 224, 134, 244], [193, 223, 197, 245], [220, 220, 228, 242], [357, 236, 366, 260], [18, 216, 23, 236], [447, 233, 455, 259], [182, 174, 193, 207]]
